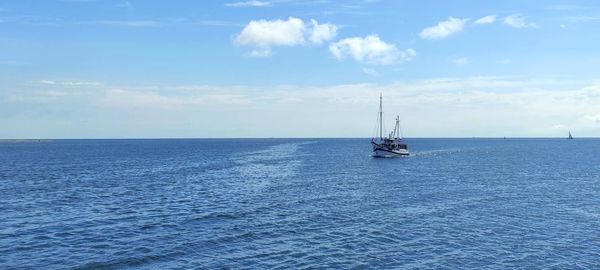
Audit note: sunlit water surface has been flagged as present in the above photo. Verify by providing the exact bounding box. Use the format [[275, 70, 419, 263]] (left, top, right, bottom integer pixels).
[[1, 138, 600, 269]]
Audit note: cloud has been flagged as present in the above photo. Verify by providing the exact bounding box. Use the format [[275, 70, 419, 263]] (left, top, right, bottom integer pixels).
[[196, 20, 244, 27], [236, 17, 306, 47], [100, 89, 203, 109], [329, 35, 415, 65], [98, 89, 251, 109], [225, 0, 270, 7], [247, 48, 271, 57], [235, 17, 338, 56], [0, 15, 63, 26], [8, 77, 600, 137], [80, 20, 163, 27], [6, 90, 71, 103], [420, 17, 469, 39], [545, 4, 586, 11], [115, 1, 133, 8], [582, 114, 600, 123], [272, 79, 600, 136], [308, 19, 337, 44], [362, 67, 379, 76], [60, 0, 97, 2], [474, 15, 496, 25], [565, 16, 600, 23], [503, 15, 535, 28], [454, 57, 468, 65], [1, 15, 242, 28], [0, 60, 28, 66], [40, 80, 100, 86]]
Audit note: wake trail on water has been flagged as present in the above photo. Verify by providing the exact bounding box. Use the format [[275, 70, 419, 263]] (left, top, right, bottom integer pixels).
[[229, 141, 316, 186], [411, 147, 477, 157]]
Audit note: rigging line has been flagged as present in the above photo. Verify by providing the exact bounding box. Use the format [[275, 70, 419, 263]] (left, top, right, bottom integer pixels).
[[382, 111, 386, 139], [372, 109, 380, 139], [379, 92, 383, 140], [399, 119, 405, 138]]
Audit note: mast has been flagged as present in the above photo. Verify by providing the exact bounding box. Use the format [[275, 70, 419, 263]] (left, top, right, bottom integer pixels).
[[395, 116, 399, 139], [379, 93, 383, 140]]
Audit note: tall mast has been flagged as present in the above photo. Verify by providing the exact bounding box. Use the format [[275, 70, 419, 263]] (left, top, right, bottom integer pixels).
[[395, 116, 399, 139], [379, 93, 383, 140]]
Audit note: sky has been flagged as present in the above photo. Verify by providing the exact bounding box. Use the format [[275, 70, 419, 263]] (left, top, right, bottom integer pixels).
[[1, 0, 600, 138]]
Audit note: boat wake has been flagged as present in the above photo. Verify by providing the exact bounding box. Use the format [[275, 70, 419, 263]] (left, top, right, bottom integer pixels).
[[231, 142, 314, 187], [411, 148, 466, 157]]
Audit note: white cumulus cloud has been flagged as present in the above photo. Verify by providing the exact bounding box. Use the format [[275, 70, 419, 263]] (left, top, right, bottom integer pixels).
[[329, 35, 415, 65], [236, 17, 306, 47], [420, 17, 469, 39], [309, 19, 338, 45], [235, 17, 338, 56], [474, 15, 496, 25], [503, 15, 534, 28]]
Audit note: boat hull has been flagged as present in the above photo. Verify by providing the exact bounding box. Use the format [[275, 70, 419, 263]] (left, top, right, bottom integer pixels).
[[372, 148, 409, 158]]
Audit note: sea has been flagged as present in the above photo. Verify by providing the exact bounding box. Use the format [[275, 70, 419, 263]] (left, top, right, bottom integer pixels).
[[1, 138, 599, 269]]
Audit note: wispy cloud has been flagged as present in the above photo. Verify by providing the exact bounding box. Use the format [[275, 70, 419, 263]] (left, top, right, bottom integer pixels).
[[0, 13, 243, 28], [362, 67, 379, 76], [0, 15, 63, 26], [60, 0, 98, 2], [565, 16, 600, 23], [0, 60, 28, 66], [197, 20, 244, 27], [98, 88, 252, 110], [329, 35, 415, 65], [115, 1, 133, 8], [6, 91, 71, 103], [420, 17, 469, 39], [7, 77, 600, 137], [503, 15, 535, 28], [225, 0, 271, 7], [454, 57, 469, 65], [78, 20, 164, 27], [246, 48, 271, 58], [474, 15, 496, 25], [545, 4, 586, 11], [40, 80, 100, 86]]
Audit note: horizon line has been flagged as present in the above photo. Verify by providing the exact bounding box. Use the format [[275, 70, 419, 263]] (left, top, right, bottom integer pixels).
[[0, 136, 596, 141]]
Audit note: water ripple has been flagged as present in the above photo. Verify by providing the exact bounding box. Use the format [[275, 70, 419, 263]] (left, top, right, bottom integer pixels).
[[1, 139, 600, 268]]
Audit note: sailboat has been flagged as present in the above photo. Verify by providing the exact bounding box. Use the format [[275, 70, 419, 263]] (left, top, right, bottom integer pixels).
[[371, 93, 409, 157], [568, 130, 573, 139]]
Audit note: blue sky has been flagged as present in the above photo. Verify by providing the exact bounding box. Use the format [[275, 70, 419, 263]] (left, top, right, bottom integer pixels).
[[1, 0, 600, 138]]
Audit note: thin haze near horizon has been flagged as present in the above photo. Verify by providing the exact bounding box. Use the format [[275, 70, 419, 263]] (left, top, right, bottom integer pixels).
[[1, 0, 600, 139]]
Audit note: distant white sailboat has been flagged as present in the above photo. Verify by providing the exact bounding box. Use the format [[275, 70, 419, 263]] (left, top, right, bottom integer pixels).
[[371, 93, 409, 157], [568, 130, 573, 140]]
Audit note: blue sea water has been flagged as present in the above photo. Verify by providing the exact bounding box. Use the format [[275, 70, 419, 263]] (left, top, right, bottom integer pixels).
[[1, 138, 600, 269]]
